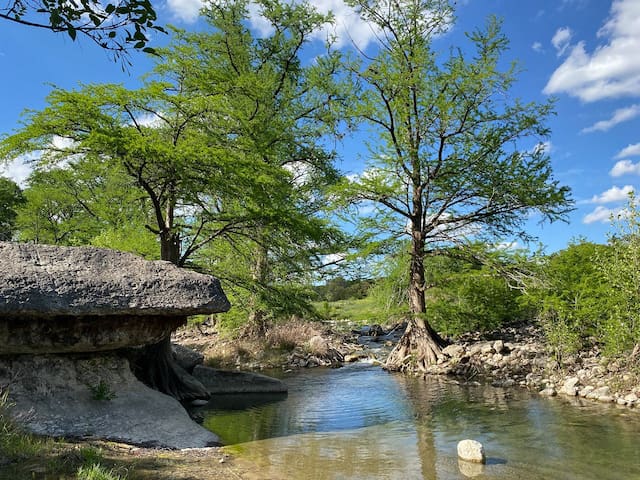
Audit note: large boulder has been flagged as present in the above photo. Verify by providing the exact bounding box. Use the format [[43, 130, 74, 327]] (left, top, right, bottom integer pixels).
[[193, 365, 288, 394], [0, 242, 229, 318], [0, 242, 230, 354], [0, 355, 219, 449], [0, 242, 232, 448]]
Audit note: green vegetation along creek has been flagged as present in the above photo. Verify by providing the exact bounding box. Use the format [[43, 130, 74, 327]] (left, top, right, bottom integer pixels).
[[197, 363, 640, 480]]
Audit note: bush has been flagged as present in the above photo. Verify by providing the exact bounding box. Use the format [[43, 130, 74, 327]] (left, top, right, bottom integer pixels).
[[426, 258, 524, 336], [524, 240, 611, 357], [597, 193, 640, 354]]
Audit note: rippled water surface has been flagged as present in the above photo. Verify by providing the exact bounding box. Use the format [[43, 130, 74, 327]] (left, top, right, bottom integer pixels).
[[195, 364, 640, 479]]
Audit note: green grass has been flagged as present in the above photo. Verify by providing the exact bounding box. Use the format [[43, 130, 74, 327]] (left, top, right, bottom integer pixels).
[[77, 463, 127, 480], [316, 296, 404, 328]]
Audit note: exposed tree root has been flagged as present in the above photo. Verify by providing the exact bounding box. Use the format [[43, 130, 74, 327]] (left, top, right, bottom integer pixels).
[[129, 336, 210, 402], [385, 318, 448, 372]]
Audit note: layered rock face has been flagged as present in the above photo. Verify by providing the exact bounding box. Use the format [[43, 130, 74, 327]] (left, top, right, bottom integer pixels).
[[0, 242, 230, 354], [0, 242, 231, 448]]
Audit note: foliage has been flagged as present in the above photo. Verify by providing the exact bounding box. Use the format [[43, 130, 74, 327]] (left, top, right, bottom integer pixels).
[[14, 161, 148, 247], [0, 176, 24, 241], [372, 244, 527, 336], [314, 276, 374, 302], [524, 240, 611, 357], [317, 295, 394, 326], [0, 0, 164, 64], [426, 256, 525, 336], [597, 193, 640, 354], [0, 390, 48, 460], [87, 380, 116, 401], [334, 0, 571, 369]]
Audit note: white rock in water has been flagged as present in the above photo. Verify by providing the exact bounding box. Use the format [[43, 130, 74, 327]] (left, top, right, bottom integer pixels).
[[457, 439, 486, 464]]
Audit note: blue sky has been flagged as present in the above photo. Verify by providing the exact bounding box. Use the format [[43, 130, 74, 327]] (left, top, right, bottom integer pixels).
[[1, 0, 639, 252]]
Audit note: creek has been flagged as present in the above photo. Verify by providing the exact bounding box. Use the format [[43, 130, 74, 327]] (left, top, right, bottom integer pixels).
[[193, 363, 640, 479]]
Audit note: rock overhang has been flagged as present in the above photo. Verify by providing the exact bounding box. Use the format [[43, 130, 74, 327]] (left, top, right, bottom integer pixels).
[[0, 242, 230, 354], [0, 242, 230, 318]]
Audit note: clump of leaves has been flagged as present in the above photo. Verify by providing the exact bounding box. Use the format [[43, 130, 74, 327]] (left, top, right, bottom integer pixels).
[[88, 380, 116, 401]]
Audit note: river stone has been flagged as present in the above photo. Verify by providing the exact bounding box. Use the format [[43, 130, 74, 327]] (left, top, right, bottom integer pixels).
[[192, 365, 288, 394], [0, 242, 230, 354], [559, 377, 580, 396], [0, 355, 219, 449], [457, 439, 486, 464], [443, 344, 465, 358]]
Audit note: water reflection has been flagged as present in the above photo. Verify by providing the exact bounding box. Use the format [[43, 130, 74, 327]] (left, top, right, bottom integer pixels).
[[197, 364, 640, 479]]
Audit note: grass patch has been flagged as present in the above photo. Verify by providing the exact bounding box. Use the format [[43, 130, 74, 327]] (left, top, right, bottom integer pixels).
[[316, 296, 400, 327]]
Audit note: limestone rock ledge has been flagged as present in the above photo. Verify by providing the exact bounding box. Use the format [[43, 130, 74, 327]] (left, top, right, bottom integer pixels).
[[0, 355, 220, 449]]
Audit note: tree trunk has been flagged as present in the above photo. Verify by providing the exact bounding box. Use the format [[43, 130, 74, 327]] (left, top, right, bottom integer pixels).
[[135, 227, 210, 402], [129, 336, 210, 402], [160, 230, 181, 265], [385, 221, 447, 372], [246, 240, 269, 336]]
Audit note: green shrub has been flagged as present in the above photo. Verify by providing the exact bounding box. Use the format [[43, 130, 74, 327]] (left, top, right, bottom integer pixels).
[[597, 193, 640, 354], [524, 240, 611, 357]]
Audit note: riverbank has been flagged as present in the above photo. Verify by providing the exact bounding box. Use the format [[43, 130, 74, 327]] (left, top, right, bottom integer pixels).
[[3, 318, 638, 478], [174, 318, 640, 410]]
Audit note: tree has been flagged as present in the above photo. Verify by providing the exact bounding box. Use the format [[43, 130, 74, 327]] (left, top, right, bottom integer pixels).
[[0, 0, 346, 399], [339, 0, 572, 371], [0, 176, 25, 240], [1, 0, 164, 62], [163, 0, 348, 331]]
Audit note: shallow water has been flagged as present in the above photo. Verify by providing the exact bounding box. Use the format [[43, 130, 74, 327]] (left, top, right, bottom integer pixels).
[[195, 364, 640, 479]]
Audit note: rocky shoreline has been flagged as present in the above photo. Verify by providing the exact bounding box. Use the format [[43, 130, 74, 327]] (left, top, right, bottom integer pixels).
[[177, 320, 640, 411]]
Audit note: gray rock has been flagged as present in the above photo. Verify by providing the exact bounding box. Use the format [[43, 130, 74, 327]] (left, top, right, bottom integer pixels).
[[0, 242, 230, 318], [493, 340, 505, 354], [579, 386, 595, 397], [539, 387, 557, 397], [559, 377, 580, 396], [172, 343, 205, 372], [443, 344, 465, 358], [0, 242, 230, 354], [1, 355, 219, 449], [193, 365, 288, 394], [587, 386, 610, 400], [457, 439, 486, 464]]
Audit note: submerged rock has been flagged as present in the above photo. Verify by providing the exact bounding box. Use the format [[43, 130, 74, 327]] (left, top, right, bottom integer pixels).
[[457, 439, 486, 464], [192, 366, 288, 394]]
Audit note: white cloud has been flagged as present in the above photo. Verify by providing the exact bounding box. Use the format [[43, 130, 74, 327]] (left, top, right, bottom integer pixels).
[[583, 205, 621, 224], [306, 0, 379, 49], [615, 143, 640, 159], [0, 154, 34, 187], [590, 185, 634, 204], [166, 0, 202, 23], [582, 104, 640, 133], [532, 41, 544, 53], [544, 0, 640, 102], [531, 140, 553, 155], [551, 27, 573, 56], [610, 159, 640, 177], [165, 0, 380, 49]]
